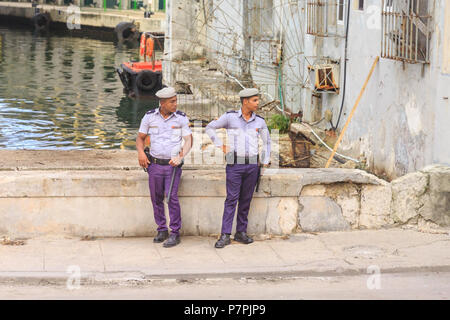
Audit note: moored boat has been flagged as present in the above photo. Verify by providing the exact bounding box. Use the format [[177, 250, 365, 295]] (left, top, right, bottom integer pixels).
[[116, 32, 164, 98]]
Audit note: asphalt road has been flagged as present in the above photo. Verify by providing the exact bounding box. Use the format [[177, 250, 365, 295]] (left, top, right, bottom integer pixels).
[[0, 272, 449, 300]]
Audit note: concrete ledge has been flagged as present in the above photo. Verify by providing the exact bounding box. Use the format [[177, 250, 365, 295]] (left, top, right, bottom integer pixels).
[[1, 151, 447, 238], [0, 168, 385, 198], [0, 167, 389, 238]]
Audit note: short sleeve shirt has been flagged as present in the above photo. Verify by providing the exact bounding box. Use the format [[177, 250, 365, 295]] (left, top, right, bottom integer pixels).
[[205, 108, 271, 164], [139, 108, 192, 159]]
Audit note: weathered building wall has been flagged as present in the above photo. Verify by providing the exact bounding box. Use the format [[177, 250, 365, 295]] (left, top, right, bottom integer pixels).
[[169, 0, 450, 179], [433, 0, 450, 171], [310, 0, 450, 179]]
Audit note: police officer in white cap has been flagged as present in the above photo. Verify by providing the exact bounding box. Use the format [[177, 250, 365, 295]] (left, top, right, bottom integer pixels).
[[136, 86, 193, 247], [205, 88, 271, 248]]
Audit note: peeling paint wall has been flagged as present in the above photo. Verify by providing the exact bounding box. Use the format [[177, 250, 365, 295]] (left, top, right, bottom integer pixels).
[[324, 0, 450, 179], [442, 0, 450, 74], [279, 0, 449, 179], [167, 0, 450, 179]]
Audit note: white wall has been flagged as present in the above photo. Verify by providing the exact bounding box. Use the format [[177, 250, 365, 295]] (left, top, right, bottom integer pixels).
[[309, 0, 450, 179], [168, 0, 450, 179], [279, 0, 449, 179]]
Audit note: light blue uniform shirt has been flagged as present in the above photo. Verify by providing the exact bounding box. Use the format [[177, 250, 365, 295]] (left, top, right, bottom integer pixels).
[[205, 109, 271, 164], [138, 108, 192, 159]]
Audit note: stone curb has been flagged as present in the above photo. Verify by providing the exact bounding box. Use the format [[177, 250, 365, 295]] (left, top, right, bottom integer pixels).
[[1, 264, 450, 286]]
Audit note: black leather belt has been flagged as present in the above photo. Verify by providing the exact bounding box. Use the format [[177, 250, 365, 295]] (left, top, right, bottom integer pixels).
[[225, 152, 259, 165], [149, 155, 171, 165], [149, 155, 184, 168]]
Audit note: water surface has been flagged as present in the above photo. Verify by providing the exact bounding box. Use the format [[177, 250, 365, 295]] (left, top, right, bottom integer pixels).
[[0, 24, 160, 150]]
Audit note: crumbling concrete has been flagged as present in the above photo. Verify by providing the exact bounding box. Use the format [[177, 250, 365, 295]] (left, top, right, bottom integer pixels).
[[298, 196, 351, 232], [392, 165, 450, 228]]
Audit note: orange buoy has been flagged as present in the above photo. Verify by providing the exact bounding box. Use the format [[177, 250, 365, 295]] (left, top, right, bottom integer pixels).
[[145, 37, 154, 59], [139, 33, 146, 56]]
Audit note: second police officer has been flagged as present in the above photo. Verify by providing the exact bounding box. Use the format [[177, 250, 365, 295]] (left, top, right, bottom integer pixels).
[[205, 88, 271, 248]]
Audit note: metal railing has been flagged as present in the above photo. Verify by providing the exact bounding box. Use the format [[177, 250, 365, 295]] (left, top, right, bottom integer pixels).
[[381, 0, 431, 64]]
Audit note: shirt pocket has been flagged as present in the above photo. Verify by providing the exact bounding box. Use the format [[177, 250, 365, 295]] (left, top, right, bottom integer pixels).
[[148, 126, 159, 135], [227, 127, 240, 136], [170, 125, 182, 142]]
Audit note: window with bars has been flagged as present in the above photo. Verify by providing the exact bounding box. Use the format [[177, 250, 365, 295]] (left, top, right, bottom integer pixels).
[[381, 0, 431, 64], [337, 0, 345, 23], [307, 0, 341, 36], [358, 0, 364, 11]]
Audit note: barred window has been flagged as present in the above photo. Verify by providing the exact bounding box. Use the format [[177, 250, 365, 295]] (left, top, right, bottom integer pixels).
[[358, 0, 364, 11], [337, 0, 345, 23], [307, 0, 340, 36], [381, 0, 431, 64]]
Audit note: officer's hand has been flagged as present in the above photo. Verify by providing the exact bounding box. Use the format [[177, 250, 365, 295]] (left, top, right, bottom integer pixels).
[[221, 145, 230, 154], [261, 163, 270, 175], [138, 151, 150, 169], [169, 155, 182, 167]]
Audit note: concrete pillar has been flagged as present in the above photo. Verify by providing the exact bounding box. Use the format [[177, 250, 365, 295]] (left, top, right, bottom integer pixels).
[[166, 0, 205, 60], [163, 0, 173, 84], [120, 0, 130, 10], [242, 0, 252, 81]]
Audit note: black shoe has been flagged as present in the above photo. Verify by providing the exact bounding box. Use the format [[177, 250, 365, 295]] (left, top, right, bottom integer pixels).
[[163, 233, 180, 248], [153, 230, 169, 243], [234, 232, 253, 244], [214, 234, 231, 248]]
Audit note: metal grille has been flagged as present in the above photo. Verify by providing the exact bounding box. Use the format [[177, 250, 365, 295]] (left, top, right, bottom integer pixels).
[[306, 0, 338, 36], [381, 0, 431, 64]]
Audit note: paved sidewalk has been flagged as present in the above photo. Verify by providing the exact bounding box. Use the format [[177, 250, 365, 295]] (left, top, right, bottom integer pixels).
[[1, 229, 449, 285]]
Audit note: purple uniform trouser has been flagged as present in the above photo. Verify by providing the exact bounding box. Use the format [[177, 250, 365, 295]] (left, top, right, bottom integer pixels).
[[221, 163, 259, 234], [147, 163, 182, 235]]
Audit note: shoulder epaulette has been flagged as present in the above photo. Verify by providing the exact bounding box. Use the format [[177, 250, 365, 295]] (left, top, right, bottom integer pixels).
[[226, 110, 238, 114], [146, 109, 156, 115], [256, 114, 265, 120], [176, 110, 186, 116]]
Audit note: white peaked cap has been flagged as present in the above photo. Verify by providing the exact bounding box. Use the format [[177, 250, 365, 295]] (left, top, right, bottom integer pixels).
[[238, 88, 259, 98], [155, 87, 177, 99]]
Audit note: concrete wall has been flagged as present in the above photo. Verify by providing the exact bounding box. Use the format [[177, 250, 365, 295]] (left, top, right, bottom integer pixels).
[[1, 165, 447, 238], [0, 168, 394, 238]]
